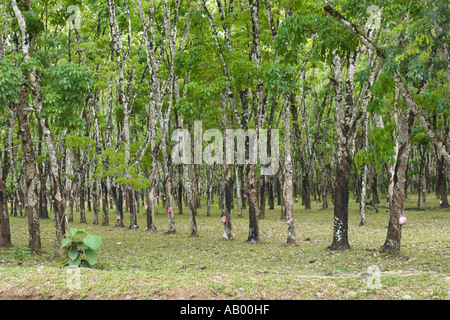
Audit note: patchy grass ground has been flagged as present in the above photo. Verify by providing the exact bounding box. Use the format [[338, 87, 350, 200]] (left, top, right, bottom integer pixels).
[[0, 193, 448, 300]]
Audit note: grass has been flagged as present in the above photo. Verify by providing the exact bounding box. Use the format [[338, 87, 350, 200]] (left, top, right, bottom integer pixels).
[[0, 192, 448, 300]]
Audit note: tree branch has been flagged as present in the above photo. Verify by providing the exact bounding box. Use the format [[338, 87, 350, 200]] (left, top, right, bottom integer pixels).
[[324, 4, 449, 167]]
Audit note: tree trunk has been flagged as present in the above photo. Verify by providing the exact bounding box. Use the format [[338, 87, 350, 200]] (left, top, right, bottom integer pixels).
[[159, 0, 179, 235], [321, 166, 329, 209], [268, 177, 275, 210], [301, 173, 311, 210], [177, 166, 183, 215], [144, 170, 157, 232], [247, 164, 259, 243], [128, 188, 138, 229], [74, 149, 86, 224], [437, 155, 449, 207], [91, 178, 99, 225], [68, 190, 74, 222], [283, 98, 296, 244], [276, 176, 282, 206], [0, 164, 11, 248], [17, 89, 41, 249], [379, 111, 414, 253], [11, 0, 42, 250], [421, 154, 427, 203], [38, 129, 49, 219], [290, 92, 311, 210], [35, 116, 67, 256], [8, 111, 21, 219], [359, 116, 368, 226], [114, 185, 124, 228], [206, 166, 213, 217], [101, 177, 109, 225], [162, 162, 175, 234], [328, 47, 362, 251], [186, 165, 198, 237], [1, 111, 12, 248], [240, 165, 247, 209], [359, 164, 367, 226], [258, 176, 266, 219], [221, 164, 233, 241], [194, 165, 201, 209], [235, 164, 243, 218], [329, 155, 351, 250], [371, 168, 380, 205], [144, 187, 153, 231], [87, 185, 92, 212], [417, 148, 425, 208], [177, 117, 198, 237]]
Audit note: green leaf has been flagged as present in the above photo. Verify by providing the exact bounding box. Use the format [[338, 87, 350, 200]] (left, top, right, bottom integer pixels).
[[69, 228, 86, 236], [83, 234, 103, 250], [68, 254, 82, 267], [84, 249, 98, 266], [56, 257, 66, 265], [61, 238, 73, 247], [80, 260, 94, 268], [75, 241, 89, 250], [68, 247, 79, 261]]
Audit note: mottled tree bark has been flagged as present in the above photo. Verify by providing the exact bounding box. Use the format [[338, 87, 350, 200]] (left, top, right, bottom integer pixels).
[[283, 98, 296, 244], [37, 128, 49, 219], [101, 177, 109, 226], [221, 164, 233, 241], [16, 89, 41, 249], [321, 165, 330, 210], [417, 146, 426, 208], [1, 108, 12, 247], [379, 111, 415, 253], [240, 165, 247, 210], [247, 163, 259, 243], [186, 165, 198, 237], [202, 0, 266, 242], [68, 187, 74, 222], [34, 111, 67, 255], [144, 170, 156, 232], [371, 168, 380, 205], [11, 0, 41, 250], [329, 155, 351, 250], [290, 93, 311, 210], [194, 165, 201, 209], [73, 149, 86, 223], [235, 164, 243, 217], [268, 177, 275, 210], [108, 0, 139, 229], [113, 185, 124, 228], [328, 49, 357, 251], [128, 189, 138, 229], [0, 163, 11, 248], [177, 114, 198, 237], [177, 166, 183, 215], [101, 75, 114, 226], [7, 111, 20, 219], [436, 155, 449, 208], [301, 173, 311, 209], [359, 116, 368, 226], [206, 166, 213, 217], [326, 4, 449, 168], [159, 0, 181, 235], [258, 176, 266, 219]]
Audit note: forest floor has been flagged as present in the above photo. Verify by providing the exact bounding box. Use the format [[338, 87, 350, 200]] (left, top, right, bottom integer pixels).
[[0, 193, 448, 300]]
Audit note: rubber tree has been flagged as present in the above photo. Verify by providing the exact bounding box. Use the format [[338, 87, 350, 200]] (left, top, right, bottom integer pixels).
[[10, 0, 41, 250]]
